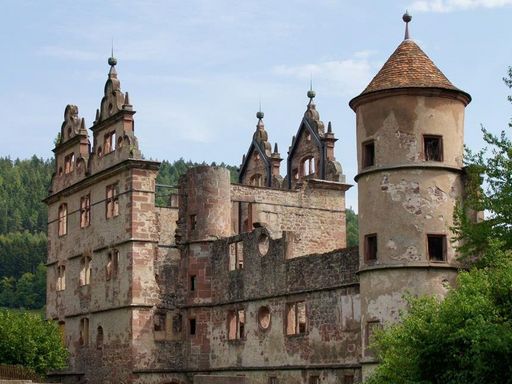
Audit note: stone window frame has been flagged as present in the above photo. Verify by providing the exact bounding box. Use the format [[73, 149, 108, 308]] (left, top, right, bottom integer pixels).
[[79, 254, 92, 286], [189, 274, 197, 292], [301, 155, 316, 177], [250, 173, 264, 187], [365, 319, 382, 356], [423, 134, 443, 162], [103, 130, 116, 155], [362, 139, 375, 168], [227, 308, 246, 341], [80, 193, 91, 228], [56, 264, 66, 291], [308, 375, 320, 384], [64, 152, 75, 174], [285, 301, 307, 336], [58, 203, 68, 237], [427, 233, 447, 262], [153, 311, 168, 341], [106, 249, 119, 280], [105, 182, 119, 219], [96, 326, 104, 349], [189, 318, 197, 337], [228, 241, 244, 271], [364, 233, 378, 263], [79, 317, 89, 347], [257, 305, 271, 332]]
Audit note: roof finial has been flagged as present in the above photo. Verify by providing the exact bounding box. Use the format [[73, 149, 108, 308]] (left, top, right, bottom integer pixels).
[[256, 100, 264, 120], [403, 11, 412, 40], [108, 38, 117, 66], [307, 74, 316, 102]]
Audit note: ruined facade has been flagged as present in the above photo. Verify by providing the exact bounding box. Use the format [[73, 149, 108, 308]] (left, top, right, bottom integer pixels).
[[45, 17, 471, 384]]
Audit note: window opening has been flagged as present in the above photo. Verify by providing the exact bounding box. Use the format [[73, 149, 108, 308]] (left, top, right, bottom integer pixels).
[[189, 214, 197, 230], [106, 249, 119, 280], [79, 318, 89, 346], [309, 376, 320, 384], [96, 326, 104, 349], [103, 131, 116, 154], [363, 140, 375, 168], [258, 306, 271, 330], [286, 301, 306, 335], [427, 234, 446, 262], [190, 275, 197, 292], [424, 135, 443, 161], [228, 309, 245, 340], [64, 153, 75, 174], [229, 241, 244, 271], [365, 234, 378, 262], [189, 318, 197, 336], [80, 255, 92, 286], [56, 265, 66, 291], [80, 194, 91, 228], [106, 183, 119, 218], [58, 204, 68, 236], [302, 156, 315, 176]]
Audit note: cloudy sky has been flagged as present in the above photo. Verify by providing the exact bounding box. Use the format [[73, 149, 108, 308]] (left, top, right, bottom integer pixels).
[[1, 0, 511, 209]]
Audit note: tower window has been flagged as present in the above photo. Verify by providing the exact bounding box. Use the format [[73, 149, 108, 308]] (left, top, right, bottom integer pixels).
[[427, 234, 447, 262], [363, 140, 375, 168], [96, 326, 104, 349], [190, 275, 197, 292], [302, 156, 316, 176], [58, 204, 68, 236], [229, 241, 244, 271], [189, 214, 197, 230], [250, 173, 263, 186], [286, 301, 306, 335], [365, 234, 378, 262], [80, 194, 91, 228], [106, 183, 119, 219], [424, 135, 443, 161], [103, 131, 116, 154]]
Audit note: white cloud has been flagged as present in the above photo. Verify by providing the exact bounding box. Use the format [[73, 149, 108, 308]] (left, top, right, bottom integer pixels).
[[272, 53, 375, 96], [410, 0, 512, 12]]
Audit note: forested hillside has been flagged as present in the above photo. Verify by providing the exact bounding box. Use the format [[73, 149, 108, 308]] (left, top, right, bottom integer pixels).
[[0, 156, 358, 309]]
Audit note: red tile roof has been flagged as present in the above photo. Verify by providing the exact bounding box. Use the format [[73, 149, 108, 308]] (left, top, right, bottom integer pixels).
[[360, 39, 460, 95]]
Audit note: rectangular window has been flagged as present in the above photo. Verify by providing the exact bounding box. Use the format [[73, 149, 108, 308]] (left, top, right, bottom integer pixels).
[[58, 204, 68, 236], [344, 375, 354, 384], [106, 249, 119, 280], [286, 301, 306, 335], [80, 194, 91, 228], [103, 131, 116, 154], [106, 183, 119, 219], [64, 153, 75, 174], [227, 309, 245, 340], [79, 318, 89, 346], [190, 275, 197, 292], [363, 140, 375, 168], [424, 135, 443, 161], [309, 376, 320, 384], [189, 318, 197, 336], [365, 234, 378, 262], [80, 255, 92, 286], [56, 265, 66, 291], [189, 214, 197, 230], [427, 234, 447, 262], [366, 320, 382, 355], [154, 312, 167, 340], [229, 241, 244, 271]]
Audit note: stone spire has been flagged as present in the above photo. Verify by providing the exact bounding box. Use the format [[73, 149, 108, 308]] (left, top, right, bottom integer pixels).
[[403, 11, 412, 40], [253, 108, 271, 156]]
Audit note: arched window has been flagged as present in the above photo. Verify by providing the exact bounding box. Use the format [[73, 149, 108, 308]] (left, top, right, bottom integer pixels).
[[106, 249, 119, 280], [58, 204, 68, 236], [250, 173, 263, 187], [80, 255, 92, 286], [56, 265, 66, 291]]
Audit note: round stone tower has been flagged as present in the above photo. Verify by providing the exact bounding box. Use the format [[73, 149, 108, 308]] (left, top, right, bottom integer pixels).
[[349, 15, 471, 378]]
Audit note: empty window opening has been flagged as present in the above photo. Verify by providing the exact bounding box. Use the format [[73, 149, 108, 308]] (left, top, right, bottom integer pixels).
[[103, 131, 116, 154], [154, 312, 167, 333], [189, 318, 197, 336], [227, 309, 245, 340], [190, 275, 197, 292], [56, 265, 66, 291], [363, 140, 375, 168], [58, 204, 67, 236], [106, 183, 119, 219], [292, 168, 299, 180], [306, 132, 311, 141], [80, 194, 91, 228], [424, 135, 443, 161], [229, 241, 244, 271], [258, 306, 271, 331], [189, 214, 197, 231], [344, 375, 354, 384], [106, 249, 119, 280], [250, 173, 264, 187], [309, 376, 320, 384], [302, 156, 315, 176], [96, 326, 104, 349], [97, 145, 103, 157], [428, 234, 447, 262], [79, 318, 89, 346], [80, 255, 92, 286], [64, 153, 75, 174], [365, 234, 378, 262], [286, 301, 306, 335]]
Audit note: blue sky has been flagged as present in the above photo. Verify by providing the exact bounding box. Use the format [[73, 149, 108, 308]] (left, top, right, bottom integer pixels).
[[1, 0, 511, 209]]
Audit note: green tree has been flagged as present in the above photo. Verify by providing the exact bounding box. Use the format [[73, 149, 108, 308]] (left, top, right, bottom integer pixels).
[[346, 208, 359, 247], [367, 67, 512, 384], [0, 309, 67, 374]]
